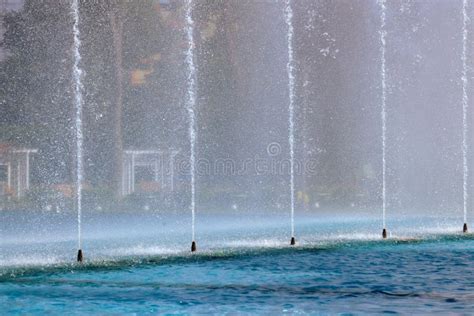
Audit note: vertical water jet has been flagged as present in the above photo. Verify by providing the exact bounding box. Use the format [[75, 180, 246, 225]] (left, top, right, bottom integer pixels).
[[285, 0, 296, 246], [185, 0, 198, 251], [378, 0, 388, 239], [461, 0, 470, 234], [71, 0, 84, 262]]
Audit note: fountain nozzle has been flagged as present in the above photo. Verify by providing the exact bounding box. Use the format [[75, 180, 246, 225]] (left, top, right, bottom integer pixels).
[[77, 249, 83, 263], [463, 223, 468, 233], [191, 241, 197, 252], [382, 228, 387, 239], [290, 236, 296, 245]]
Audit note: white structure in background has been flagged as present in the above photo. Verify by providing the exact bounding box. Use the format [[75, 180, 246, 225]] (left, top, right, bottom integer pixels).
[[122, 149, 179, 196], [0, 0, 24, 61], [0, 145, 37, 198]]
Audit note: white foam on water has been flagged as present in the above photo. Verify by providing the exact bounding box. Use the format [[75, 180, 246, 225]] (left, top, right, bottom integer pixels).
[[0, 255, 64, 269], [103, 245, 182, 257], [222, 239, 287, 249]]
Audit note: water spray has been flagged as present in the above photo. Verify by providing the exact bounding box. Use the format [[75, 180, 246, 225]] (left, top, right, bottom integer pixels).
[[185, 0, 198, 251], [285, 0, 296, 246], [71, 0, 84, 261], [379, 0, 388, 239], [461, 0, 470, 234]]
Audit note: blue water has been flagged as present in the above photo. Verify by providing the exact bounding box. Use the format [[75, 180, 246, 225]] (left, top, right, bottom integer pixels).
[[2, 212, 473, 314], [2, 235, 474, 314]]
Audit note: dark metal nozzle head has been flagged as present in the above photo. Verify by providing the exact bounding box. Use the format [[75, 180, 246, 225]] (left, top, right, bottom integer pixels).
[[463, 223, 468, 233], [290, 236, 296, 245], [382, 228, 387, 239], [191, 241, 197, 252], [77, 249, 83, 263]]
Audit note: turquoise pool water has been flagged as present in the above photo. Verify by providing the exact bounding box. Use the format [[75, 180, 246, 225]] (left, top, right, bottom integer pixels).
[[2, 212, 473, 314], [2, 235, 474, 314]]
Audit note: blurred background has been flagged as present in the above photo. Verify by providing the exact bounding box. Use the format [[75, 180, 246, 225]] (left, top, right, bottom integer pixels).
[[0, 0, 472, 220]]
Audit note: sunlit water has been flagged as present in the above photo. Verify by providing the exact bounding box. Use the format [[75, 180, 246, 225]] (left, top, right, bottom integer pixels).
[[1, 211, 465, 266], [2, 212, 473, 313], [1, 1, 472, 314], [1, 226, 474, 313]]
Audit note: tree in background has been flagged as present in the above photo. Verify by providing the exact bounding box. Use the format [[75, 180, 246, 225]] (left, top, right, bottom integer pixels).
[[0, 0, 74, 185], [0, 0, 188, 198]]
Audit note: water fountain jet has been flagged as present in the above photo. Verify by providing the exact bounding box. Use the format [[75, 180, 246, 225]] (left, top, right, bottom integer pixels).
[[71, 0, 84, 261], [461, 0, 470, 234], [285, 0, 296, 246], [378, 0, 388, 239], [185, 0, 198, 251]]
